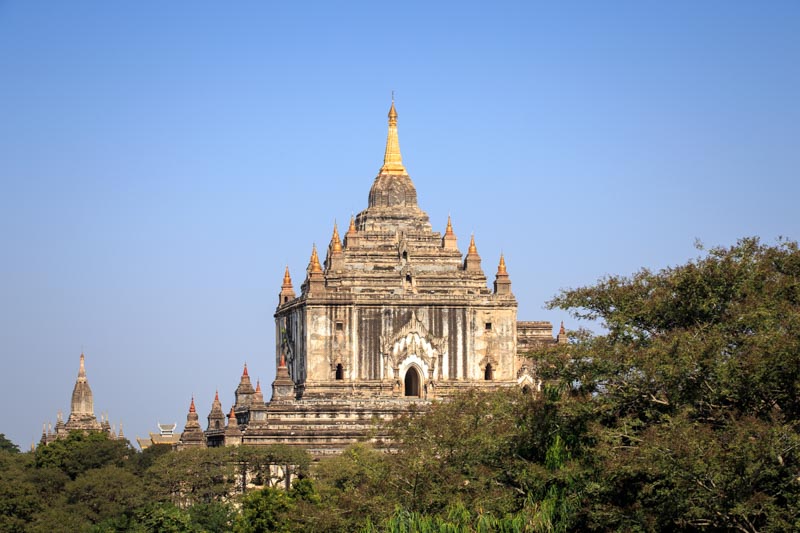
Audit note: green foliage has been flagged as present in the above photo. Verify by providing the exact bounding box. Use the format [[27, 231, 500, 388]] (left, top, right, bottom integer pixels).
[[231, 444, 311, 492], [187, 501, 236, 532], [0, 434, 20, 454], [65, 465, 146, 525], [7, 237, 798, 531], [145, 446, 235, 506], [131, 503, 195, 533], [34, 431, 133, 479], [0, 452, 40, 532], [536, 237, 800, 530], [312, 443, 396, 530], [235, 487, 294, 533]]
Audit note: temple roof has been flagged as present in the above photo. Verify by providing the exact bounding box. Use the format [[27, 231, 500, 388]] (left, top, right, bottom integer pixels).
[[359, 100, 431, 232]]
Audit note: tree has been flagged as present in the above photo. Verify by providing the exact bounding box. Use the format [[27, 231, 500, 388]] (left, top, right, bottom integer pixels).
[[131, 503, 196, 533], [535, 237, 800, 531], [64, 465, 146, 525], [0, 452, 41, 532], [0, 434, 20, 454], [235, 486, 294, 533], [146, 446, 235, 507], [34, 431, 133, 479]]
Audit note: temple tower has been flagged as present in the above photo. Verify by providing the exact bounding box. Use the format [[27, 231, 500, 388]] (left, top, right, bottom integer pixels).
[[65, 353, 102, 432]]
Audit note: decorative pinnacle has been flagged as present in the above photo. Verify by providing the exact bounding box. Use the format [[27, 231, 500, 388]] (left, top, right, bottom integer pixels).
[[559, 321, 566, 335], [331, 222, 343, 253], [497, 254, 507, 275], [214, 390, 220, 402], [347, 215, 357, 235], [282, 266, 293, 288], [380, 99, 407, 175], [468, 234, 478, 255], [228, 407, 236, 420], [189, 396, 196, 413], [445, 215, 455, 236], [242, 363, 249, 377], [78, 352, 86, 380], [279, 353, 287, 368], [256, 380, 261, 393], [309, 244, 323, 273]]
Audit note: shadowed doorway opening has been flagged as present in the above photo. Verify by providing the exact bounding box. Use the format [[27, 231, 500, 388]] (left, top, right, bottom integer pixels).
[[404, 367, 420, 397]]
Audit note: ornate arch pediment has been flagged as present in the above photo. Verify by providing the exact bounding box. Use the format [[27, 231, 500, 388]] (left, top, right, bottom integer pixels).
[[380, 310, 447, 355]]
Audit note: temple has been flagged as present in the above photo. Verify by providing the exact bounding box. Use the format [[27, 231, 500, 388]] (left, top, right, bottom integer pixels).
[[180, 102, 562, 454], [40, 353, 123, 445]]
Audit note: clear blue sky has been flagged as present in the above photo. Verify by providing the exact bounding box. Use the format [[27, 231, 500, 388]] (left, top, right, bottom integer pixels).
[[1, 1, 798, 449]]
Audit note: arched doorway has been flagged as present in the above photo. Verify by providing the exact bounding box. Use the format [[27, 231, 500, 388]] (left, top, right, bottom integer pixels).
[[484, 363, 494, 381], [335, 363, 344, 380], [404, 367, 420, 397]]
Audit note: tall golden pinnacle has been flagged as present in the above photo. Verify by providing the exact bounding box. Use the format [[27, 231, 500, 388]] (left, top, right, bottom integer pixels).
[[468, 234, 478, 255], [330, 222, 343, 253], [497, 253, 508, 275], [347, 215, 357, 235], [309, 244, 323, 273], [445, 215, 455, 236], [379, 99, 408, 175], [282, 266, 293, 288]]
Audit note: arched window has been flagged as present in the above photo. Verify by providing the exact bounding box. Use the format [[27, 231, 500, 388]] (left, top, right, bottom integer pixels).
[[522, 385, 531, 395], [406, 274, 412, 284], [404, 367, 420, 397], [484, 363, 494, 381], [335, 363, 344, 380], [402, 251, 408, 261]]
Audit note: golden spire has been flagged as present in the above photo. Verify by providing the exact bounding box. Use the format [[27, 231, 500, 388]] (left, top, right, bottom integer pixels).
[[379, 98, 408, 175], [347, 215, 357, 235], [282, 266, 292, 287], [309, 244, 323, 273], [331, 222, 343, 253], [497, 253, 507, 275], [468, 234, 478, 255], [445, 215, 454, 236]]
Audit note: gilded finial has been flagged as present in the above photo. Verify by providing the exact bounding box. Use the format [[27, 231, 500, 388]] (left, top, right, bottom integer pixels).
[[214, 390, 220, 402], [380, 99, 407, 175], [498, 253, 507, 275], [347, 215, 357, 235], [445, 215, 455, 236], [282, 266, 292, 287], [331, 222, 343, 253], [242, 363, 248, 377], [256, 380, 261, 393], [189, 396, 196, 413], [309, 244, 323, 273], [468, 234, 478, 255]]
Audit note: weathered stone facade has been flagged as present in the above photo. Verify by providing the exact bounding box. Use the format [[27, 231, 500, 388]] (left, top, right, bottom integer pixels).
[[41, 353, 123, 446], [183, 102, 557, 455]]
